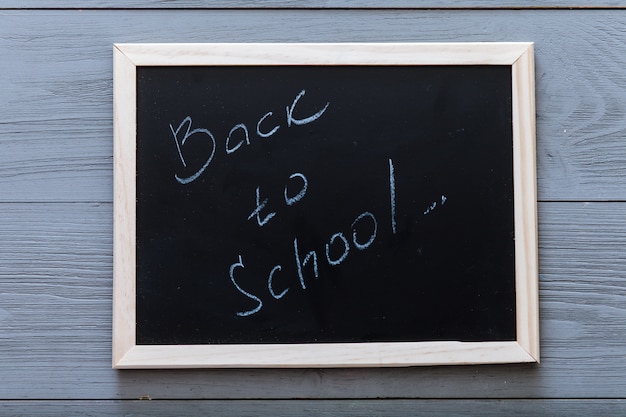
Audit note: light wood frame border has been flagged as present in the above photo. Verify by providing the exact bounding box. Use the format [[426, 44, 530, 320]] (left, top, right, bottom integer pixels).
[[113, 43, 538, 369]]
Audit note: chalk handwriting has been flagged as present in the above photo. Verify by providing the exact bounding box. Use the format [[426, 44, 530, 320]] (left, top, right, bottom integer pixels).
[[294, 237, 320, 290], [247, 187, 276, 227], [389, 158, 397, 234], [325, 232, 350, 266], [170, 93, 443, 317], [423, 195, 447, 215], [267, 265, 288, 299], [229, 255, 263, 317], [170, 116, 216, 185], [351, 211, 378, 250], [284, 173, 308, 206], [224, 156, 446, 316], [232, 209, 380, 314], [248, 172, 309, 227], [225, 123, 249, 154], [286, 90, 330, 127], [257, 111, 280, 138], [171, 89, 329, 184], [295, 210, 378, 290]]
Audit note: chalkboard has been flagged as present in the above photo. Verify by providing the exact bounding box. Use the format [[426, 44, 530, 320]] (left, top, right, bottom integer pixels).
[[113, 43, 539, 368]]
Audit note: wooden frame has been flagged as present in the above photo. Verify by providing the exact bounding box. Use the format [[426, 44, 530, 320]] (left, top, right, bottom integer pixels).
[[113, 42, 538, 369]]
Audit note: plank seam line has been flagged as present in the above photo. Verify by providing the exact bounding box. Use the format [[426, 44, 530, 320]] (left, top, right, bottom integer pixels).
[[3, 6, 626, 11], [1, 397, 626, 401]]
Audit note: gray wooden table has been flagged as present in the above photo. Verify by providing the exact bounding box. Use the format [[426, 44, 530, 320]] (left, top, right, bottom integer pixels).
[[1, 2, 625, 415]]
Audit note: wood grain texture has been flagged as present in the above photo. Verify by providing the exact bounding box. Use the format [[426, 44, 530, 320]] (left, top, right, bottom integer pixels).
[[3, 1, 626, 9], [114, 42, 533, 65], [1, 400, 626, 416], [2, 10, 626, 201], [0, 202, 624, 399], [1, 4, 625, 414], [112, 44, 137, 369]]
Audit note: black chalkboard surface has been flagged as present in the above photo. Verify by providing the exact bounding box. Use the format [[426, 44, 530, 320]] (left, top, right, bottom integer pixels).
[[113, 43, 538, 368]]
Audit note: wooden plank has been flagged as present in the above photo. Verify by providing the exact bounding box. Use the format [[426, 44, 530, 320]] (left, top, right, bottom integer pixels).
[[1, 400, 626, 416], [0, 201, 624, 399], [3, 1, 626, 10], [2, 9, 626, 201]]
